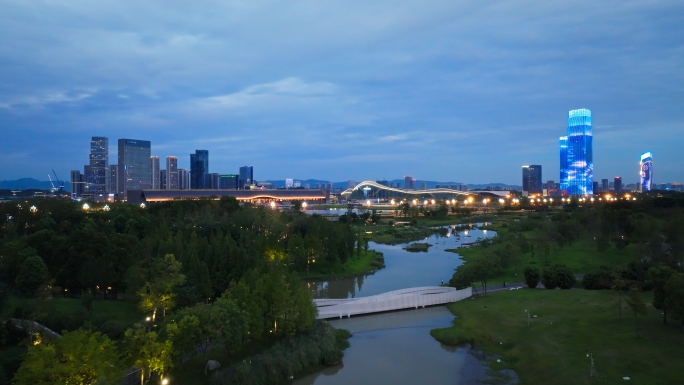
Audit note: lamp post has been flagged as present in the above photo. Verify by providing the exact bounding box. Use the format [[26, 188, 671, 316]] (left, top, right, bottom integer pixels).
[[525, 309, 530, 327], [587, 353, 594, 377]]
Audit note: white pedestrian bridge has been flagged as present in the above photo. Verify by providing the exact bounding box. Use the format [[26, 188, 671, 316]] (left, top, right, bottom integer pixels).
[[314, 286, 472, 319]]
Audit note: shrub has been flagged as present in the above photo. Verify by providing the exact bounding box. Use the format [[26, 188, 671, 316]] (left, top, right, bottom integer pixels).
[[551, 264, 576, 289], [99, 320, 125, 340], [523, 267, 540, 289], [581, 266, 614, 290], [541, 269, 557, 289]]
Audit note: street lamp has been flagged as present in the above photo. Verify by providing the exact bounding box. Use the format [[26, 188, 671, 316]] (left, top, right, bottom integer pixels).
[[302, 202, 307, 210], [83, 203, 90, 211], [103, 204, 110, 212], [270, 201, 276, 209], [525, 309, 530, 327], [161, 378, 169, 385], [587, 353, 594, 377], [30, 205, 37, 213], [140, 203, 146, 209]]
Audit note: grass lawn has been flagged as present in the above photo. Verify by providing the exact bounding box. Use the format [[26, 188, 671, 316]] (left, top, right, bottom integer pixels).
[[297, 250, 385, 280], [433, 289, 683, 385]]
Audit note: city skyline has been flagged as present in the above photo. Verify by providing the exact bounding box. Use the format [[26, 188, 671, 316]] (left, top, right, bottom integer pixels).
[[1, 1, 683, 184]]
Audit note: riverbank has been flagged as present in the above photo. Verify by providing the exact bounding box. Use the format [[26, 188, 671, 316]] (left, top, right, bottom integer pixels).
[[431, 289, 683, 385], [297, 250, 385, 280]]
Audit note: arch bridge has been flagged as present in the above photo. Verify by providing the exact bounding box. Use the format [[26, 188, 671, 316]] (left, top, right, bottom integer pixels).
[[341, 180, 472, 201]]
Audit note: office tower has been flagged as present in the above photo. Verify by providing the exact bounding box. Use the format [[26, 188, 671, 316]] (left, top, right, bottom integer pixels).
[[559, 136, 568, 194], [564, 109, 593, 195], [151, 156, 160, 189], [286, 178, 294, 189], [639, 152, 653, 192], [207, 173, 220, 189], [86, 136, 109, 195], [70, 170, 83, 198], [239, 165, 254, 189], [190, 150, 209, 189], [420, 182, 427, 190], [117, 139, 152, 199], [178, 168, 190, 190], [614, 176, 622, 194], [160, 170, 167, 189], [546, 180, 555, 190], [522, 165, 543, 195], [348, 180, 356, 189], [83, 165, 91, 192], [404, 176, 415, 189], [601, 179, 608, 193], [593, 181, 599, 194], [166, 156, 178, 190], [109, 165, 118, 195], [220, 174, 239, 189]]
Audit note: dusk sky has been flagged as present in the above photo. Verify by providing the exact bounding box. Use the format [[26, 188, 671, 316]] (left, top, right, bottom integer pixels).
[[1, 1, 683, 185]]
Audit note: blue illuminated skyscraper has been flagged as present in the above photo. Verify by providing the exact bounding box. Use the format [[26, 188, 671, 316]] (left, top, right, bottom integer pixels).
[[559, 136, 568, 194], [562, 109, 593, 195]]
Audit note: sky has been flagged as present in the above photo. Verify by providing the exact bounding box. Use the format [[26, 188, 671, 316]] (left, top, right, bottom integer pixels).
[[1, 0, 683, 185]]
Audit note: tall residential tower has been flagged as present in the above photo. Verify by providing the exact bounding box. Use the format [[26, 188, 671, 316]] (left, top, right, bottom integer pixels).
[[117, 139, 152, 199], [190, 150, 209, 189], [561, 109, 593, 195]]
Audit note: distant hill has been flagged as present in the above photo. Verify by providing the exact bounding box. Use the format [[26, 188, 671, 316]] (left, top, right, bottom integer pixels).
[[0, 178, 62, 191], [262, 179, 519, 190]]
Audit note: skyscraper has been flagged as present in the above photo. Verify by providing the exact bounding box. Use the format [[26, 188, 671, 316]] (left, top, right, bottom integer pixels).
[[564, 109, 593, 195], [239, 166, 254, 189], [117, 139, 152, 199], [86, 136, 109, 195], [220, 174, 239, 189], [614, 176, 622, 194], [151, 156, 160, 189], [601, 178, 609, 193], [559, 136, 568, 194], [109, 165, 118, 194], [522, 165, 542, 195], [70, 170, 83, 198], [160, 170, 167, 190], [178, 168, 190, 190], [190, 150, 209, 189], [166, 156, 178, 189], [639, 152, 653, 192], [404, 176, 415, 190]]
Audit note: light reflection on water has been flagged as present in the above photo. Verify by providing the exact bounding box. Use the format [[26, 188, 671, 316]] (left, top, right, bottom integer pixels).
[[305, 225, 496, 299]]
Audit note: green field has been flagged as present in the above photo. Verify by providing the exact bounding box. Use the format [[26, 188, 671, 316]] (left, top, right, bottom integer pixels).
[[297, 250, 385, 280], [432, 289, 683, 385]]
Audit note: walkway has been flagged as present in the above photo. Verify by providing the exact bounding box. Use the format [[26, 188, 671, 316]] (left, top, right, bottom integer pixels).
[[314, 286, 472, 319]]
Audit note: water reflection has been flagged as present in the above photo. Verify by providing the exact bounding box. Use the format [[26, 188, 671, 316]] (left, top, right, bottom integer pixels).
[[305, 224, 496, 299], [294, 307, 515, 385]]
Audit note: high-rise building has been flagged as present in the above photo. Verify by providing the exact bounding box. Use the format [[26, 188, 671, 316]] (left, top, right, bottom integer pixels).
[[601, 179, 609, 193], [70, 170, 83, 198], [166, 156, 178, 190], [348, 180, 356, 189], [190, 150, 209, 189], [614, 176, 622, 194], [86, 136, 109, 195], [559, 136, 568, 194], [151, 156, 160, 189], [404, 176, 415, 189], [285, 178, 294, 189], [219, 174, 239, 189], [639, 152, 653, 192], [160, 170, 167, 189], [420, 182, 427, 190], [239, 166, 254, 189], [178, 168, 190, 190], [564, 109, 593, 195], [593, 181, 599, 194], [117, 139, 152, 199], [522, 165, 542, 195], [208, 173, 221, 189], [109, 165, 118, 195]]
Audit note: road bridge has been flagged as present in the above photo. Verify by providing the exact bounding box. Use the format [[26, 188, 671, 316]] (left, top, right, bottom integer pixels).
[[314, 286, 472, 319]]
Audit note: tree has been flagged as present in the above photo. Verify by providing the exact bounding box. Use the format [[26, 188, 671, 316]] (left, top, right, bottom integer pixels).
[[138, 254, 186, 321], [665, 273, 684, 329], [124, 325, 172, 385], [550, 264, 576, 289], [648, 265, 675, 324], [540, 269, 557, 289], [625, 288, 648, 336], [13, 329, 123, 385], [471, 254, 500, 296], [165, 314, 202, 364], [523, 267, 540, 289], [15, 255, 49, 295]]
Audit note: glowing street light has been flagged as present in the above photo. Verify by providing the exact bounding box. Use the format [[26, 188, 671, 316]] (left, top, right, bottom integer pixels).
[[424, 200, 428, 205], [30, 205, 37, 213], [270, 201, 276, 209], [161, 378, 169, 385], [302, 202, 307, 209], [431, 199, 436, 205], [366, 200, 371, 207], [83, 203, 90, 211], [391, 199, 395, 205], [499, 198, 505, 204], [140, 203, 146, 209], [103, 204, 110, 212]]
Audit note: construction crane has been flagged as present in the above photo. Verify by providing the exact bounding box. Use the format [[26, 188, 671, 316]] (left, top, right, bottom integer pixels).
[[49, 169, 65, 194]]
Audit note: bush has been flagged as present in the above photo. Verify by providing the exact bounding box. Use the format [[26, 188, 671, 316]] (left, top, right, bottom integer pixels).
[[38, 305, 90, 333], [541, 264, 576, 290], [99, 320, 125, 339], [211, 321, 349, 385], [581, 266, 614, 290], [523, 267, 540, 289]]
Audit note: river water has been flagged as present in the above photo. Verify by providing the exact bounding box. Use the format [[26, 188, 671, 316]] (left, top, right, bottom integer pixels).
[[295, 225, 518, 385], [305, 225, 496, 299]]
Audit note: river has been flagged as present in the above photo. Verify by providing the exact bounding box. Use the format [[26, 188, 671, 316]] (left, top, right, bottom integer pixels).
[[296, 224, 518, 385], [305, 225, 496, 299]]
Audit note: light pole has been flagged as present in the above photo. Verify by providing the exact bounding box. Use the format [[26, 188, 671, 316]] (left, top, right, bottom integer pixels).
[[587, 353, 594, 377], [525, 309, 530, 327]]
